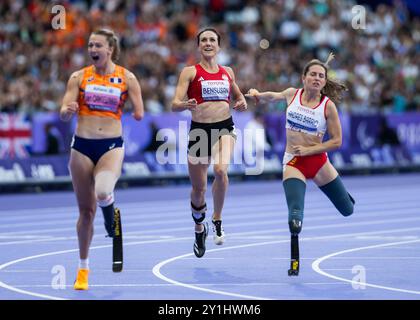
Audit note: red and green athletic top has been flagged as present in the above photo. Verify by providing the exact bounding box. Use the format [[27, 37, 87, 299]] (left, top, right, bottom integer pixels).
[[187, 64, 232, 105]]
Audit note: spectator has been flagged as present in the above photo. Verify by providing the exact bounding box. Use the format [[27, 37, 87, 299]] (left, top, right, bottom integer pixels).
[[0, 0, 418, 114]]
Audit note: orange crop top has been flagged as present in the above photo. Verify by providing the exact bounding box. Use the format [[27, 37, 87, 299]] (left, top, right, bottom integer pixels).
[[78, 65, 128, 120]]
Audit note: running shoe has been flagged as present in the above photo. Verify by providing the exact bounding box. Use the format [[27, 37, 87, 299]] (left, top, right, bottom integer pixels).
[[73, 268, 89, 290], [193, 222, 208, 258], [212, 220, 225, 245]]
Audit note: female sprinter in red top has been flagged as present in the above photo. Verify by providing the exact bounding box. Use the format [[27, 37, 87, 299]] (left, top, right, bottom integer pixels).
[[172, 28, 247, 258], [246, 54, 355, 276]]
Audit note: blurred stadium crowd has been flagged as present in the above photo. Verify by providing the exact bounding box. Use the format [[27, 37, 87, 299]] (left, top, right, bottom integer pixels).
[[0, 0, 419, 115]]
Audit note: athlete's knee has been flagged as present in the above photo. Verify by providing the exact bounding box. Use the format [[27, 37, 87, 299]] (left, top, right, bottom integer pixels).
[[95, 185, 114, 199], [213, 165, 228, 180], [96, 190, 112, 201], [78, 207, 95, 224], [96, 191, 114, 208], [319, 176, 355, 217]]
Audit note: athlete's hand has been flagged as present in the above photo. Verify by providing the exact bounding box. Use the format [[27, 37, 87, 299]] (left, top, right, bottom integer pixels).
[[245, 88, 260, 99], [184, 98, 197, 111], [132, 111, 143, 121], [66, 101, 79, 114], [233, 99, 247, 112], [292, 145, 313, 156], [60, 101, 79, 121]]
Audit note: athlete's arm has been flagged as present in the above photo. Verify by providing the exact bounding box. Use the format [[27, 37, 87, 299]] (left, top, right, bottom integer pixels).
[[172, 66, 197, 112], [245, 87, 296, 103], [292, 100, 342, 156], [60, 71, 81, 122], [126, 70, 144, 121], [225, 66, 247, 112], [323, 100, 343, 150]]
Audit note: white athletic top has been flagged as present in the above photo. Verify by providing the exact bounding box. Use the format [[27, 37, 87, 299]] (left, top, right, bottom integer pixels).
[[285, 88, 330, 137]]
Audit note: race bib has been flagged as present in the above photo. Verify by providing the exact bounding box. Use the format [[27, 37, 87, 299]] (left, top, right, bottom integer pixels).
[[85, 84, 121, 112], [287, 111, 319, 133], [201, 80, 229, 101]]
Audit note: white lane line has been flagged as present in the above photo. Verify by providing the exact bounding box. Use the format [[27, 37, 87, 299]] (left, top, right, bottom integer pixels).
[[151, 228, 420, 300], [11, 282, 345, 288], [2, 226, 420, 300], [312, 239, 420, 295], [0, 236, 190, 300], [1, 189, 417, 223], [1, 199, 418, 229], [3, 207, 420, 236], [322, 269, 358, 271], [0, 201, 288, 226], [313, 257, 420, 259], [0, 269, 155, 273], [0, 235, 181, 246], [2, 215, 420, 247], [152, 250, 273, 300]]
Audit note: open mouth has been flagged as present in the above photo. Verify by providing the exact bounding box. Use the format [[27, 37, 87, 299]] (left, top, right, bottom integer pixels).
[[91, 55, 100, 61]]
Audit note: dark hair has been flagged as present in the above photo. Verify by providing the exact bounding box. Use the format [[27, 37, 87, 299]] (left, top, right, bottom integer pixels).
[[91, 28, 120, 61], [302, 53, 347, 103], [196, 28, 221, 46]]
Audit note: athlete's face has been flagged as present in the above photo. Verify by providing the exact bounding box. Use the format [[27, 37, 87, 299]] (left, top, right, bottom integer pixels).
[[88, 34, 113, 66], [302, 65, 327, 92], [198, 31, 220, 58]]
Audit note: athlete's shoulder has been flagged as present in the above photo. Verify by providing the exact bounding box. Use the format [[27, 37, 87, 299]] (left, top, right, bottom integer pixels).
[[70, 68, 87, 79], [220, 65, 234, 80], [68, 68, 87, 87], [324, 98, 339, 119], [221, 65, 233, 73], [325, 98, 336, 109], [284, 87, 299, 99], [183, 65, 197, 72], [180, 65, 197, 80], [122, 67, 137, 81], [285, 87, 298, 93]]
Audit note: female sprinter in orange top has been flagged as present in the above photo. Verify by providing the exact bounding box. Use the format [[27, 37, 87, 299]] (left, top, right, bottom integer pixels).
[[60, 29, 144, 289], [172, 28, 247, 258], [246, 54, 355, 276]]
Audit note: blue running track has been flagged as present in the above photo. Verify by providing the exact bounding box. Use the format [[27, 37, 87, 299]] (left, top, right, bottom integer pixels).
[[0, 173, 419, 300]]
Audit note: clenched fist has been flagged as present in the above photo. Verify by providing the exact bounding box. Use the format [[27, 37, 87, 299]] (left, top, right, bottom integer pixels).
[[184, 98, 197, 111], [60, 101, 79, 121]]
